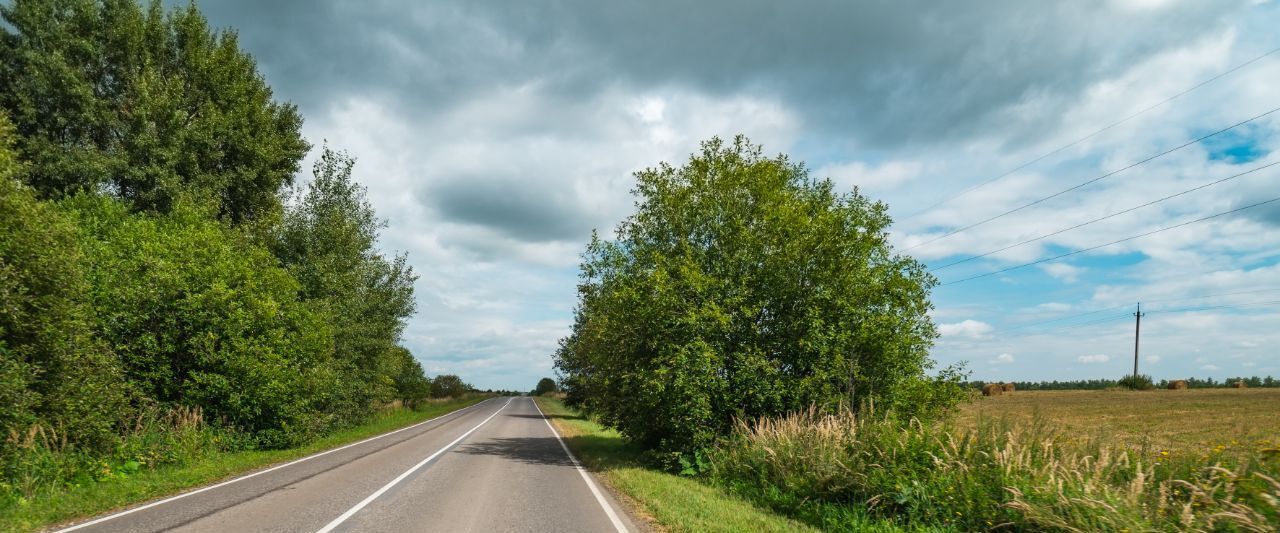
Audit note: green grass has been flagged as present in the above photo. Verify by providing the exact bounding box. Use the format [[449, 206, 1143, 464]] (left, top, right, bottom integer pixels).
[[534, 396, 816, 532], [0, 396, 489, 532]]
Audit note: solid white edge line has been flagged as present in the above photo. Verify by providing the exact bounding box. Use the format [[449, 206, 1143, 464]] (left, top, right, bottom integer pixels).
[[53, 397, 498, 533], [532, 398, 629, 533], [315, 397, 514, 533]]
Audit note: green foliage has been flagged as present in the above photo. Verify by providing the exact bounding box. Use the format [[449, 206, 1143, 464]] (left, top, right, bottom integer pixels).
[[0, 0, 308, 222], [0, 114, 127, 457], [533, 377, 558, 396], [1117, 374, 1155, 391], [271, 147, 418, 408], [555, 136, 946, 459], [710, 408, 1280, 531], [64, 195, 346, 448], [390, 347, 432, 408], [430, 375, 469, 399]]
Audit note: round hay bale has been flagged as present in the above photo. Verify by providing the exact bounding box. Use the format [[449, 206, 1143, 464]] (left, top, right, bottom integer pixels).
[[1231, 380, 1247, 389], [1167, 379, 1188, 390], [1001, 383, 1016, 393], [982, 383, 1003, 396]]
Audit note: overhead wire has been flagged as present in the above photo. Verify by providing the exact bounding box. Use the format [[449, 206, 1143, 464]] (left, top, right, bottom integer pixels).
[[929, 161, 1280, 272], [900, 46, 1280, 220], [903, 104, 1280, 252], [938, 195, 1280, 286]]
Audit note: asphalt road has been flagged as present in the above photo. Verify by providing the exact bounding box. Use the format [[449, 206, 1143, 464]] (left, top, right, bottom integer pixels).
[[56, 397, 635, 533]]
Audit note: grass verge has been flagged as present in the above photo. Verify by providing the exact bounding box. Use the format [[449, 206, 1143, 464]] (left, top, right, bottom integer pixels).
[[534, 396, 816, 533], [1, 396, 489, 532]]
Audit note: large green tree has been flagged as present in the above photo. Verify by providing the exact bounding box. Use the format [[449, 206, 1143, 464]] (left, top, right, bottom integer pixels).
[[271, 148, 418, 407], [0, 0, 308, 222], [555, 136, 953, 459], [0, 114, 127, 455]]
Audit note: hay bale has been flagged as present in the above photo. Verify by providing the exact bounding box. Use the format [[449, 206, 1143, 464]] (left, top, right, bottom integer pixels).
[[982, 383, 1003, 396], [1001, 383, 1016, 393], [1231, 380, 1247, 389], [1167, 380, 1188, 390]]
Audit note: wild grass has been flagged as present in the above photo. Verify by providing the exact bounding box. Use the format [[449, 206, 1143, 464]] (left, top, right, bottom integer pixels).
[[534, 397, 822, 533], [710, 404, 1280, 531], [0, 396, 488, 532]]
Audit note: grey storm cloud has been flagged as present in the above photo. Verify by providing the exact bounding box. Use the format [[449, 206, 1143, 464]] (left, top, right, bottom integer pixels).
[[427, 175, 600, 242], [195, 0, 1252, 148]]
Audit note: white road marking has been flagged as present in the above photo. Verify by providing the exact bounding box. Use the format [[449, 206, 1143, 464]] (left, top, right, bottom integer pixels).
[[315, 397, 515, 533], [532, 398, 629, 533], [53, 398, 497, 533]]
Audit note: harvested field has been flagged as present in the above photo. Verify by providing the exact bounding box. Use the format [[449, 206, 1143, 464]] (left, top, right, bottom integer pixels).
[[957, 388, 1280, 456]]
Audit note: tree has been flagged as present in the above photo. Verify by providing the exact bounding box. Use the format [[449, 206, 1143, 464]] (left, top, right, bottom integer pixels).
[[555, 136, 950, 459], [271, 148, 417, 408], [430, 375, 469, 399], [390, 347, 432, 408], [66, 195, 346, 447], [0, 0, 308, 222], [534, 377, 558, 396], [0, 113, 127, 454]]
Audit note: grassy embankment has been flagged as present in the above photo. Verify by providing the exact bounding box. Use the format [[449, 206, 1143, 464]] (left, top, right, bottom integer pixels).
[[542, 390, 1280, 532], [534, 397, 823, 533], [0, 396, 489, 532]]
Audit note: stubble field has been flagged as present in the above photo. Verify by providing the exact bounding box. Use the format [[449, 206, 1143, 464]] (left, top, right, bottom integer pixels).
[[957, 388, 1280, 457]]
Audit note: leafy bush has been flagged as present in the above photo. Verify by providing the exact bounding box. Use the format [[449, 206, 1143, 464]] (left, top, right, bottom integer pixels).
[[710, 408, 1280, 531], [555, 136, 946, 461], [0, 115, 127, 457], [533, 378, 558, 396], [64, 196, 347, 448], [430, 375, 470, 399], [1117, 373, 1155, 390]]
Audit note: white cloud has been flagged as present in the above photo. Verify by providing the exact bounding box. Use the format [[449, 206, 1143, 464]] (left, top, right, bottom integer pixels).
[[1201, 364, 1222, 371], [1144, 355, 1161, 363], [1040, 263, 1086, 283], [991, 353, 1016, 364], [816, 160, 926, 192], [1077, 354, 1112, 363], [938, 320, 994, 339]]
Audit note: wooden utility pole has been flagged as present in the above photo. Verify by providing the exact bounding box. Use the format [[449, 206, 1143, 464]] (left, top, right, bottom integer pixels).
[[1132, 302, 1144, 387]]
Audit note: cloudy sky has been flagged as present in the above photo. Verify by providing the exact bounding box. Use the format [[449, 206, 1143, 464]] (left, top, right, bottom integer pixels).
[[192, 0, 1279, 390]]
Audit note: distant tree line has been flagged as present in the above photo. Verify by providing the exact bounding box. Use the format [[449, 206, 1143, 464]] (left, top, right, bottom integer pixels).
[[0, 0, 464, 503], [967, 376, 1279, 390]]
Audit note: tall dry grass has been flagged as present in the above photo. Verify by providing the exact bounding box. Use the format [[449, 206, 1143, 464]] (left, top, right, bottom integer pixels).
[[710, 407, 1280, 531]]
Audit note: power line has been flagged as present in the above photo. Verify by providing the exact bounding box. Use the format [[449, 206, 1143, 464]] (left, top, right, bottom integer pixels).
[[902, 104, 1280, 252], [930, 161, 1280, 271], [939, 195, 1280, 286], [991, 287, 1280, 335], [1147, 299, 1280, 315], [900, 46, 1280, 220]]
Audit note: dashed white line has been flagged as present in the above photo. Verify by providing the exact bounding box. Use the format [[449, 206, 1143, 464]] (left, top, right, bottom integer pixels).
[[53, 398, 496, 533], [315, 397, 515, 533], [532, 398, 629, 533]]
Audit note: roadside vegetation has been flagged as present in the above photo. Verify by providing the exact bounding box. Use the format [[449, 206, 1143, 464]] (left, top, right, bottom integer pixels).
[[971, 375, 1280, 391], [0, 0, 474, 525], [552, 138, 1280, 530], [535, 397, 820, 533], [0, 396, 488, 531]]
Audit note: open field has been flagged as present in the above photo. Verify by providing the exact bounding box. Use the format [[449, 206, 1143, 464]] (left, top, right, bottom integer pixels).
[[957, 388, 1280, 456]]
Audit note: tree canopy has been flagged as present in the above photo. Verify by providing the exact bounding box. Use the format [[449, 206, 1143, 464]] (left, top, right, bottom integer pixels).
[[555, 136, 956, 459], [0, 0, 308, 222]]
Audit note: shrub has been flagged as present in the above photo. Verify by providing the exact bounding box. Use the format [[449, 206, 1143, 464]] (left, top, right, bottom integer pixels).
[[710, 408, 1280, 531], [64, 196, 347, 447], [0, 115, 128, 457], [555, 136, 947, 461], [533, 378, 558, 396], [1118, 374, 1155, 390]]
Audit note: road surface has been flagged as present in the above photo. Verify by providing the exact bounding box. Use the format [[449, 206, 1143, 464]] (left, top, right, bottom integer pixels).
[[56, 397, 635, 532]]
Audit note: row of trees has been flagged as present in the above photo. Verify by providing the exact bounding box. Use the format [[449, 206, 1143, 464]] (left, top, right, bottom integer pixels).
[[969, 376, 1280, 390], [0, 0, 458, 496], [554, 137, 965, 464]]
